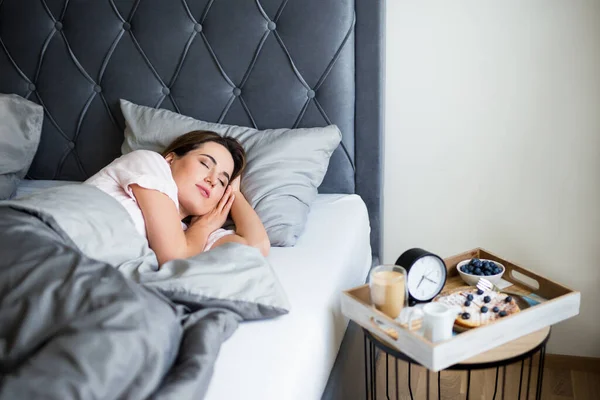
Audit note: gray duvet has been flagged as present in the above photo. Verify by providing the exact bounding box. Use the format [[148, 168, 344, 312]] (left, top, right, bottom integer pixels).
[[0, 184, 289, 399]]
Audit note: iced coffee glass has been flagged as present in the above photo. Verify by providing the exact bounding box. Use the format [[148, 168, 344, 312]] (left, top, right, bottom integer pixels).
[[369, 265, 408, 319]]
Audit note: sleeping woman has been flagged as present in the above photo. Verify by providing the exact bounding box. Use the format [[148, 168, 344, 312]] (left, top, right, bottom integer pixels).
[[85, 130, 269, 266]]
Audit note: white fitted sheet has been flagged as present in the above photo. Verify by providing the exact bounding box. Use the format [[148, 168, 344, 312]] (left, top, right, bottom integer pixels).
[[205, 194, 372, 400], [15, 181, 373, 399]]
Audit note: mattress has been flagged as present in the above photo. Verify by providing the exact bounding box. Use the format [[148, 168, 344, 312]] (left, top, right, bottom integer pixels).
[[205, 194, 372, 400], [14, 180, 372, 400]]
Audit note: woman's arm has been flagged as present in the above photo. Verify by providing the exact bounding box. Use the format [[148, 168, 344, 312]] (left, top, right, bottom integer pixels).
[[131, 184, 234, 266], [213, 178, 270, 256]]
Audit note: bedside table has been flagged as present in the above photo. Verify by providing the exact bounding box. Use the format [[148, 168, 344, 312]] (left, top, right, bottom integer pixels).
[[364, 326, 550, 399]]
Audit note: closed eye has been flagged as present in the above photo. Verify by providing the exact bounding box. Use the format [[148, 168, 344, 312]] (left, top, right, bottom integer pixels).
[[200, 161, 209, 168], [218, 179, 225, 187]]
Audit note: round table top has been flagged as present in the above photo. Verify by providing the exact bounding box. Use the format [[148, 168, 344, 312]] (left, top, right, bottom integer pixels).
[[459, 326, 550, 366]]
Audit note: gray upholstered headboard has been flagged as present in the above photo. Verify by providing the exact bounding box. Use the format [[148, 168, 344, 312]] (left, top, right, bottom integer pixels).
[[0, 0, 383, 260]]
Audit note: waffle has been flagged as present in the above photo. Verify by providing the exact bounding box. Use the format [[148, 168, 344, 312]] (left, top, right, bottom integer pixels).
[[434, 287, 520, 329]]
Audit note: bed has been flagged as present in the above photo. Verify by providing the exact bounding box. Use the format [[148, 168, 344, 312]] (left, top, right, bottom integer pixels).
[[0, 1, 384, 399]]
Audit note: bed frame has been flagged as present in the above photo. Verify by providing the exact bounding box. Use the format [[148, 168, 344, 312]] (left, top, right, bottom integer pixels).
[[0, 0, 384, 397]]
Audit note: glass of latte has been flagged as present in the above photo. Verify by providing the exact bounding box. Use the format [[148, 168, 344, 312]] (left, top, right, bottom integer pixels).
[[369, 265, 408, 319]]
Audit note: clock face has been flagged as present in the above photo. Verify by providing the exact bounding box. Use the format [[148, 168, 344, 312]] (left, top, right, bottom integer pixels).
[[406, 256, 446, 301]]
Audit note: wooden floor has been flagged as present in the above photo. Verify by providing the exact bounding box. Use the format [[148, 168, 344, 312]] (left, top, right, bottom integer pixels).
[[373, 354, 600, 400]]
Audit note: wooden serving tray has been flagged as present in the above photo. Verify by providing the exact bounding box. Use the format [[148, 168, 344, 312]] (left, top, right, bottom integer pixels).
[[341, 248, 580, 371]]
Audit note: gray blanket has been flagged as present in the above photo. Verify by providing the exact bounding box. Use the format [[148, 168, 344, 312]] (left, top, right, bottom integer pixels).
[[0, 184, 289, 399]]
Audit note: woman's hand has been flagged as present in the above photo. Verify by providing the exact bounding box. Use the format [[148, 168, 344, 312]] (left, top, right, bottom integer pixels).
[[189, 186, 235, 233], [210, 178, 271, 257]]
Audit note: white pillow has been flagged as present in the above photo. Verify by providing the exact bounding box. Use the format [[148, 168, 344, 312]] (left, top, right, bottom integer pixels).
[[120, 99, 341, 246]]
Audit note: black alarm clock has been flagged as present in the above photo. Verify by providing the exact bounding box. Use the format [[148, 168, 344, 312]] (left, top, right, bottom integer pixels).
[[395, 248, 447, 305]]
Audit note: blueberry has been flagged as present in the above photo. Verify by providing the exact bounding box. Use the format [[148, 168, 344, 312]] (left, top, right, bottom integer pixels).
[[505, 296, 513, 303], [483, 296, 491, 303], [492, 306, 500, 313], [484, 271, 491, 276], [474, 268, 482, 275], [493, 267, 502, 275], [470, 258, 480, 266], [464, 300, 471, 306], [467, 294, 474, 301], [461, 265, 469, 272], [489, 261, 496, 268], [461, 312, 471, 320], [499, 310, 507, 317], [476, 289, 484, 295], [481, 306, 489, 313]]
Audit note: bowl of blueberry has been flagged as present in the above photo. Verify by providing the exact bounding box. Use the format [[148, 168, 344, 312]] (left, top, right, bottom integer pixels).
[[457, 258, 505, 286]]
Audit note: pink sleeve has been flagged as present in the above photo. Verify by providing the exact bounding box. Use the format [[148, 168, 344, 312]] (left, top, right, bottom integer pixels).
[[204, 228, 235, 251]]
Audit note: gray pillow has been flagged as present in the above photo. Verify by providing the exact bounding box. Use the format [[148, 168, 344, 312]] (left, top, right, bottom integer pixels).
[[0, 93, 43, 199], [120, 99, 341, 246]]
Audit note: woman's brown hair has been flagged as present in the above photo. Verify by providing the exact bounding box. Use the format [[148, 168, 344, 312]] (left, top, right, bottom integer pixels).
[[161, 130, 246, 181]]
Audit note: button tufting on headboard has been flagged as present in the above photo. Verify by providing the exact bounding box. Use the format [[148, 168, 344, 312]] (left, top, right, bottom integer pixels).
[[0, 0, 357, 190]]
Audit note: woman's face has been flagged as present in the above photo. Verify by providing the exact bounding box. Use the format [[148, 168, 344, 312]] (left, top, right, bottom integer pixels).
[[166, 141, 234, 218]]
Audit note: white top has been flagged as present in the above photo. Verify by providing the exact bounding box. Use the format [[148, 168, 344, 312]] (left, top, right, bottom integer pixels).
[[205, 194, 373, 400], [84, 150, 232, 251]]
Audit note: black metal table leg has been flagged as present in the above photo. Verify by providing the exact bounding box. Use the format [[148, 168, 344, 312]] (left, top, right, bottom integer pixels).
[[466, 370, 471, 400], [371, 340, 376, 400], [502, 366, 507, 400], [386, 353, 390, 400], [526, 355, 533, 400], [492, 367, 499, 400], [395, 358, 399, 400], [518, 358, 525, 398], [536, 344, 546, 400], [364, 334, 369, 400], [426, 369, 430, 400], [408, 361, 414, 400]]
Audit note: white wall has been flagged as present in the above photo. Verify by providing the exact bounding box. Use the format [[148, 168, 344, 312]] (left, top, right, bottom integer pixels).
[[383, 1, 600, 356]]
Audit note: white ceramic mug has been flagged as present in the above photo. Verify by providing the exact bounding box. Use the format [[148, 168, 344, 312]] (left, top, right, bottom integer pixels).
[[402, 303, 460, 342]]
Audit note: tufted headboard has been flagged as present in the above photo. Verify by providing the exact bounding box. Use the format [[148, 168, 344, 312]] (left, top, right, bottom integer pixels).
[[0, 0, 383, 260]]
